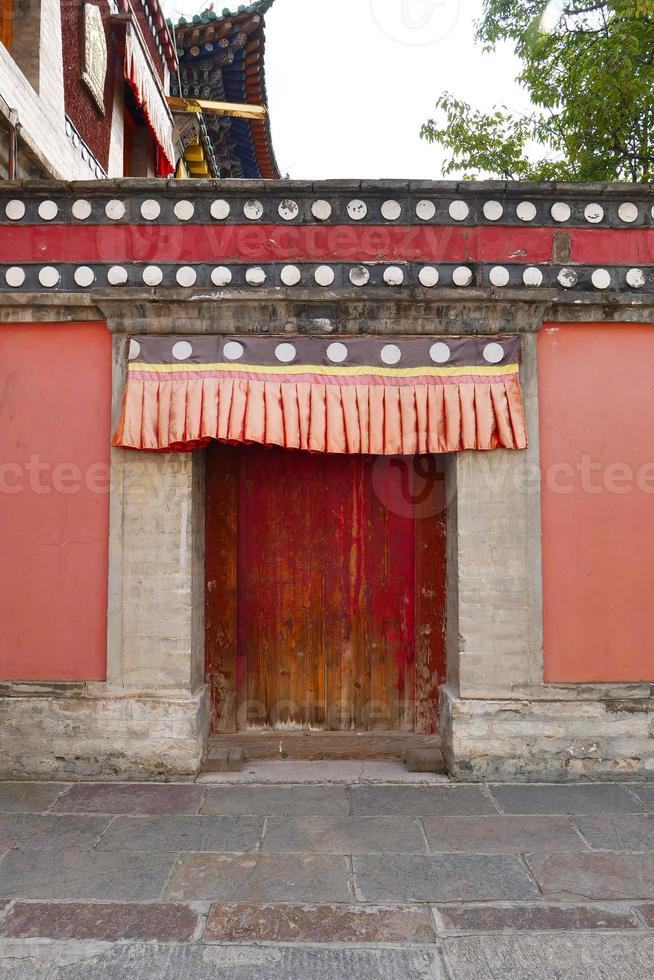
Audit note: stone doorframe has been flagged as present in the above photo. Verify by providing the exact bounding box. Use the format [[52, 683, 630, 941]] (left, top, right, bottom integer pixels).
[[1, 178, 653, 780]]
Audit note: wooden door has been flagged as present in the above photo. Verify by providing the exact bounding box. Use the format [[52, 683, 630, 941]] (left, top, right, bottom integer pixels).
[[205, 444, 446, 734]]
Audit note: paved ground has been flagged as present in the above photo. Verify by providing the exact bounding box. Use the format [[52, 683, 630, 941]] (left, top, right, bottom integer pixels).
[[0, 772, 653, 978]]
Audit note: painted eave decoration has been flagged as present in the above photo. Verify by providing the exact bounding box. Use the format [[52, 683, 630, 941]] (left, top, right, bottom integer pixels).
[[117, 0, 177, 71], [0, 179, 652, 297], [169, 1, 279, 179]]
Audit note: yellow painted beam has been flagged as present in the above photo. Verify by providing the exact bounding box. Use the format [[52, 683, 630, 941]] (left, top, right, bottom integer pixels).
[[168, 96, 266, 120]]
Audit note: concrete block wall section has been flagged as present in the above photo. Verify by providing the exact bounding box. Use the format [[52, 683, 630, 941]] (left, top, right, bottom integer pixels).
[[442, 693, 654, 782], [448, 334, 543, 699], [0, 689, 209, 780]]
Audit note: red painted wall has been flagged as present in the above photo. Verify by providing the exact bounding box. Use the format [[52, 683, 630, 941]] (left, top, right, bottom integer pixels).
[[0, 323, 111, 680], [539, 323, 654, 682]]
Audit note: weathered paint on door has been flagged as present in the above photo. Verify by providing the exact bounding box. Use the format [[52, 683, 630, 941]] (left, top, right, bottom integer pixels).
[[206, 445, 446, 734]]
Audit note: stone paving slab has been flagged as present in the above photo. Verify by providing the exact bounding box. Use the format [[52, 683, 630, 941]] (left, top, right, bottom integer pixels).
[[442, 933, 654, 980], [0, 847, 178, 901], [0, 782, 67, 813], [197, 761, 449, 785], [489, 783, 644, 815], [435, 903, 640, 933], [204, 903, 437, 943], [201, 785, 349, 816], [421, 815, 585, 853], [573, 813, 654, 850], [166, 853, 352, 903], [353, 854, 540, 903], [0, 813, 111, 851], [526, 851, 654, 900], [0, 902, 199, 942], [350, 786, 496, 817], [0, 941, 446, 979], [96, 814, 264, 853], [53, 783, 204, 815], [262, 816, 427, 854]]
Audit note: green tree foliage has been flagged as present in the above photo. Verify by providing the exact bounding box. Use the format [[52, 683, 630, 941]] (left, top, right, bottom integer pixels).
[[421, 1, 654, 180]]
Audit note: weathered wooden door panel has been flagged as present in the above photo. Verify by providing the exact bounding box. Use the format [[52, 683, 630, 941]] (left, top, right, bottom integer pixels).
[[205, 444, 445, 734]]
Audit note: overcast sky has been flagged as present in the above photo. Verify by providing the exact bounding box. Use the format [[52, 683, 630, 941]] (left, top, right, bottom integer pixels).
[[170, 0, 534, 180]]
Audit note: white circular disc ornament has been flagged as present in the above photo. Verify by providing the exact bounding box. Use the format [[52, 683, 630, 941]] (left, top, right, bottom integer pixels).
[[419, 267, 439, 287], [483, 343, 505, 364], [349, 266, 370, 286], [172, 341, 193, 361], [416, 200, 436, 221], [347, 199, 367, 221], [591, 268, 611, 290], [39, 266, 59, 287], [557, 268, 578, 288], [278, 200, 299, 221], [381, 200, 401, 221], [5, 267, 25, 287], [483, 200, 503, 221], [452, 266, 473, 287], [384, 266, 404, 286], [244, 200, 264, 220], [618, 202, 639, 223], [38, 200, 58, 221], [311, 200, 332, 220], [516, 201, 537, 222], [107, 265, 128, 285], [211, 266, 232, 286], [176, 266, 197, 287], [430, 342, 451, 364], [210, 200, 230, 220], [74, 266, 95, 287], [5, 200, 25, 221], [381, 344, 402, 366], [128, 339, 141, 360], [523, 267, 544, 287], [275, 342, 297, 363], [223, 341, 244, 361], [105, 200, 126, 220], [315, 265, 335, 286], [246, 267, 266, 286], [281, 265, 302, 286], [326, 342, 348, 363], [584, 203, 604, 223], [142, 265, 163, 286], [626, 268, 646, 288], [140, 199, 161, 220], [551, 202, 571, 222], [489, 266, 510, 287], [174, 200, 195, 221], [449, 200, 469, 221], [72, 200, 92, 220]]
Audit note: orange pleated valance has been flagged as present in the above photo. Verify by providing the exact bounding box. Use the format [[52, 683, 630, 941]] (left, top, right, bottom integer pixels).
[[112, 335, 528, 454]]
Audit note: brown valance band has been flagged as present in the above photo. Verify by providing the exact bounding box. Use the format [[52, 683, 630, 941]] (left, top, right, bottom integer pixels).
[[112, 335, 528, 454]]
